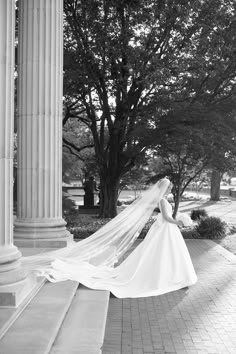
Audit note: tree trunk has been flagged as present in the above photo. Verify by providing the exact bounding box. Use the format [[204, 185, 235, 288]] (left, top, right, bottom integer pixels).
[[99, 176, 120, 218], [210, 169, 221, 201], [173, 193, 180, 218]]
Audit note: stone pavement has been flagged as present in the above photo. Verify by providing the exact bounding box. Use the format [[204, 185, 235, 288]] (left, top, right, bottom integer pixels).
[[102, 239, 236, 354], [102, 193, 236, 353]]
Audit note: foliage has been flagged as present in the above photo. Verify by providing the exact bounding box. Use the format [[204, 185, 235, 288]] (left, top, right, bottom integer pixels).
[[62, 120, 98, 182], [62, 154, 84, 184], [62, 196, 77, 219], [146, 110, 236, 216], [119, 165, 151, 197], [190, 209, 208, 221], [196, 216, 227, 239], [181, 228, 201, 239], [64, 208, 227, 242], [66, 213, 111, 238], [63, 0, 236, 217], [65, 211, 156, 239], [227, 222, 236, 235]]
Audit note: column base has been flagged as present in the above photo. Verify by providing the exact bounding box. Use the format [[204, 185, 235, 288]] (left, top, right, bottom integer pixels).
[[14, 218, 74, 248], [0, 274, 37, 308], [14, 236, 73, 248]]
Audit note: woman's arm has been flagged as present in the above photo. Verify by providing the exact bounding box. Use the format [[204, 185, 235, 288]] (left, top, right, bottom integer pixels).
[[159, 199, 183, 226]]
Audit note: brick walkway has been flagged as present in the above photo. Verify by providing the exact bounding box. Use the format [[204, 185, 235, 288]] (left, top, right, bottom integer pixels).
[[102, 239, 236, 354]]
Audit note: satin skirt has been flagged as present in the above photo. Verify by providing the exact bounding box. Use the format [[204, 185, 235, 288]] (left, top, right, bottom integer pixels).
[[46, 217, 197, 298]]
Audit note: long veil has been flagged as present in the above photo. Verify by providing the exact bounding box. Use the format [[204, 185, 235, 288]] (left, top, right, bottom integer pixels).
[[22, 178, 170, 271]]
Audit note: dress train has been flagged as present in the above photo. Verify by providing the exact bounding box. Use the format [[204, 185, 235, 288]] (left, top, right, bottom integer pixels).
[[43, 200, 197, 298]]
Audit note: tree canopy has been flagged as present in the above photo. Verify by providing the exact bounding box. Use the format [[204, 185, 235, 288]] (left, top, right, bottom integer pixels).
[[63, 0, 236, 217], [147, 108, 236, 214]]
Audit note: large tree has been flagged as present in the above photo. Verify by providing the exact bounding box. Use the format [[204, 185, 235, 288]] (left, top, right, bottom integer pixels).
[[208, 112, 236, 201], [63, 0, 236, 217], [62, 118, 98, 183], [148, 109, 236, 216]]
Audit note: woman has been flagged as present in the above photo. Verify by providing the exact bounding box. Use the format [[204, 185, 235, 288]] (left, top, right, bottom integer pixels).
[[30, 178, 197, 298]]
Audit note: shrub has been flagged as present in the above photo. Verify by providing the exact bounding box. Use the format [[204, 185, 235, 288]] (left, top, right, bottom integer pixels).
[[196, 216, 227, 239], [190, 208, 208, 221], [64, 209, 80, 227], [62, 195, 77, 215], [68, 215, 111, 239], [181, 228, 201, 239], [226, 222, 236, 235], [67, 214, 157, 240]]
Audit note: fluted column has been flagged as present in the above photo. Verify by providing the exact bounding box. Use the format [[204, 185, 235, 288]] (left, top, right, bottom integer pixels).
[[0, 0, 32, 306], [14, 0, 71, 247]]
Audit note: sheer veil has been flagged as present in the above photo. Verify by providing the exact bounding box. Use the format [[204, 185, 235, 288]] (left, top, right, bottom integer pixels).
[[22, 178, 170, 270]]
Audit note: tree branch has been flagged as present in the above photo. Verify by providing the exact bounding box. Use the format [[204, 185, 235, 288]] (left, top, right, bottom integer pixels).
[[63, 145, 84, 161], [63, 137, 94, 153]]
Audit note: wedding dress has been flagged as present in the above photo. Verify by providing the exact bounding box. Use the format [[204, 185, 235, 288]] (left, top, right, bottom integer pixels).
[[22, 178, 197, 298]]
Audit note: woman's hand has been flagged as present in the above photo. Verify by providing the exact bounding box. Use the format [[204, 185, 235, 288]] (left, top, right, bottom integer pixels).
[[176, 219, 184, 227]]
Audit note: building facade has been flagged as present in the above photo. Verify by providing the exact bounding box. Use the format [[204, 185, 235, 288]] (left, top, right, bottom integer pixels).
[[0, 0, 71, 307]]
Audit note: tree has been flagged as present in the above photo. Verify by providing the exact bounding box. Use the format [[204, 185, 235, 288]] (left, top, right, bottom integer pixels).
[[149, 113, 209, 217], [209, 114, 236, 201], [63, 0, 236, 217], [208, 116, 235, 205], [146, 107, 236, 216], [210, 169, 222, 201], [62, 117, 98, 183], [119, 163, 153, 198]]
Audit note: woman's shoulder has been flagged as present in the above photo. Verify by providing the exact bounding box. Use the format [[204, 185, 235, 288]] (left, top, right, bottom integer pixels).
[[159, 198, 167, 206], [160, 198, 171, 207]]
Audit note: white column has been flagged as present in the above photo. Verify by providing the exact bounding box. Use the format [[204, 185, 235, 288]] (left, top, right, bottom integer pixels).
[[14, 0, 72, 247], [0, 0, 33, 307]]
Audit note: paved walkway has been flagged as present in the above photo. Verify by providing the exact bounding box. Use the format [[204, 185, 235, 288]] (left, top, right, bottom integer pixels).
[[102, 194, 236, 354], [102, 239, 236, 354]]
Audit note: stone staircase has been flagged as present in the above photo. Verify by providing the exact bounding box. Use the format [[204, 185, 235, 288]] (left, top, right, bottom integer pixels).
[[0, 280, 110, 354], [50, 285, 109, 354]]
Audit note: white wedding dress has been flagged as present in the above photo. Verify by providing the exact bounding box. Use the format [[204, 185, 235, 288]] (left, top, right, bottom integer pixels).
[[23, 179, 197, 298]]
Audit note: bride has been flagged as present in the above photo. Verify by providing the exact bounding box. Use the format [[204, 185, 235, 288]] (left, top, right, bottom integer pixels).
[[23, 178, 197, 298]]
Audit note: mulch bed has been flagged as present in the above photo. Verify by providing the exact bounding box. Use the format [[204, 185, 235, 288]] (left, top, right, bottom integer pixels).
[[64, 208, 236, 255]]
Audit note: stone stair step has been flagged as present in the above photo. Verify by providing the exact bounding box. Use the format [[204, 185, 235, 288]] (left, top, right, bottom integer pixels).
[[50, 285, 110, 354], [0, 276, 45, 339], [0, 280, 78, 354]]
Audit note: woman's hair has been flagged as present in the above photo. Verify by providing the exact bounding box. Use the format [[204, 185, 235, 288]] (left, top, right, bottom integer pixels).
[[158, 178, 170, 194]]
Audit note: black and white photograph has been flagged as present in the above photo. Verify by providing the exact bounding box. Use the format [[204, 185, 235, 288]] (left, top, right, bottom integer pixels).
[[0, 1, 236, 353]]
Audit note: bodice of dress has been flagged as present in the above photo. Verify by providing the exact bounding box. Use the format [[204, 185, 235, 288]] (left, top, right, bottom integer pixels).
[[153, 198, 172, 228], [159, 198, 172, 217], [163, 198, 172, 213]]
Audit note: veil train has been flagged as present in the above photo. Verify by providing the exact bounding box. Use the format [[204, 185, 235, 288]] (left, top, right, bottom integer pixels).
[[21, 177, 198, 298], [22, 178, 170, 270]]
